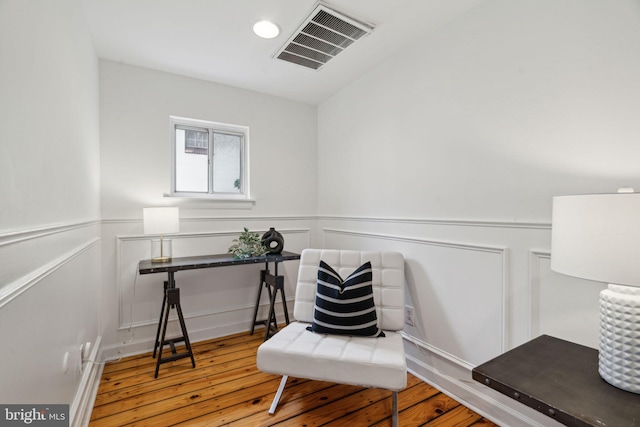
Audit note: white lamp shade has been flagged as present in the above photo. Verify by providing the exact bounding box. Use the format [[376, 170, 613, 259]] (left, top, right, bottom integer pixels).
[[551, 193, 640, 287], [143, 207, 180, 235]]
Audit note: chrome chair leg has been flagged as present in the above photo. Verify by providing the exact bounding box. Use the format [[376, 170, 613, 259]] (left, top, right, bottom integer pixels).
[[392, 391, 399, 427], [269, 375, 289, 414]]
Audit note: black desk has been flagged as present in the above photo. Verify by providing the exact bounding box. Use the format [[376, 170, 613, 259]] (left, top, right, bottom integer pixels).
[[139, 251, 300, 377], [138, 251, 301, 277], [472, 335, 640, 427]]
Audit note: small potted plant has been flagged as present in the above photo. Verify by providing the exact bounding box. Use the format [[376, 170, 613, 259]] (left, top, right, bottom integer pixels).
[[228, 227, 268, 259]]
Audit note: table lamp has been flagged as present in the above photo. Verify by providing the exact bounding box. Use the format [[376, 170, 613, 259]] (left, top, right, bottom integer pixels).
[[143, 207, 180, 263], [551, 188, 640, 393]]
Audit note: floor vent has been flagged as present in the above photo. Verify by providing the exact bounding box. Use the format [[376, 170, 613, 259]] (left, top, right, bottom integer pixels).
[[274, 3, 374, 70]]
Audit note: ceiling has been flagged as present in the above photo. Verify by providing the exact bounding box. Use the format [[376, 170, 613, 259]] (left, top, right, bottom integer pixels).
[[82, 0, 484, 105]]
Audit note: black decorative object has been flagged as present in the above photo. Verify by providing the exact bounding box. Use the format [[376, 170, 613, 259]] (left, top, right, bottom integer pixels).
[[262, 227, 284, 254]]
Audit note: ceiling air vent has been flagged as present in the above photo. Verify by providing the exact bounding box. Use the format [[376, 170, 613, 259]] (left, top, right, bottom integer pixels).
[[274, 4, 374, 70]]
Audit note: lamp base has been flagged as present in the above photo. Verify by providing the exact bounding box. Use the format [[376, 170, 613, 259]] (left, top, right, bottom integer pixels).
[[599, 284, 640, 394], [150, 238, 172, 263]]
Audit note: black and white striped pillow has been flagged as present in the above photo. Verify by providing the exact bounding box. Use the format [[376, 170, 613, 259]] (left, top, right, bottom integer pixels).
[[306, 260, 385, 337]]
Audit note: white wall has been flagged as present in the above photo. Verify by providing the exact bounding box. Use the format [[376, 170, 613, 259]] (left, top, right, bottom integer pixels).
[[4, 1, 639, 425], [98, 61, 318, 357], [317, 0, 640, 425], [0, 0, 102, 423]]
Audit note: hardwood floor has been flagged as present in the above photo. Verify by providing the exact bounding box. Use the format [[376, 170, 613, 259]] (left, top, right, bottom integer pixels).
[[90, 331, 499, 426]]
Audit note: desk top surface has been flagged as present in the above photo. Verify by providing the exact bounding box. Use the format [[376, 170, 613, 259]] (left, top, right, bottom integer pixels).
[[472, 334, 640, 427], [139, 251, 300, 274]]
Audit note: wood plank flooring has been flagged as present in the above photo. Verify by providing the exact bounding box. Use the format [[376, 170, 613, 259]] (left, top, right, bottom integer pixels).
[[90, 331, 499, 426]]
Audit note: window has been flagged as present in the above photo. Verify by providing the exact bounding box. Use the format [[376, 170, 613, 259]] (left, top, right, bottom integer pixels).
[[170, 116, 250, 199]]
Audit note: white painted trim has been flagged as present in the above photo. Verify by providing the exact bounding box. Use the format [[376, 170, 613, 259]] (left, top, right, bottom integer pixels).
[[161, 195, 256, 209], [102, 311, 291, 361], [70, 336, 102, 427], [101, 215, 549, 230], [323, 227, 509, 352], [528, 250, 551, 339], [401, 331, 474, 371], [0, 219, 100, 247], [319, 215, 551, 230], [102, 216, 317, 225], [117, 296, 294, 331], [0, 237, 101, 309], [116, 228, 310, 241]]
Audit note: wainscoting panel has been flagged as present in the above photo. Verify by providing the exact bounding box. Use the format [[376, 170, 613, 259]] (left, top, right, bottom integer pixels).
[[0, 224, 101, 407], [116, 229, 309, 334], [322, 228, 507, 367], [528, 250, 604, 349], [311, 219, 617, 426]]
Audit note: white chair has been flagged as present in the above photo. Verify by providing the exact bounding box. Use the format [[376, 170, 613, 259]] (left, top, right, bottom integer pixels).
[[257, 249, 407, 426]]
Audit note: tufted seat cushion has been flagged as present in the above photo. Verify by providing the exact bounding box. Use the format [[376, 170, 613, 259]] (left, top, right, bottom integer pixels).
[[257, 321, 406, 390]]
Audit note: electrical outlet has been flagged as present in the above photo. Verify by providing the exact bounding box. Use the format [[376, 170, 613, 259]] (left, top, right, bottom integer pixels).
[[80, 341, 91, 363], [405, 305, 415, 326]]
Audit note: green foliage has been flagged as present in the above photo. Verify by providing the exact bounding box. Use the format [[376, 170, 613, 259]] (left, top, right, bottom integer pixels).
[[228, 227, 268, 259]]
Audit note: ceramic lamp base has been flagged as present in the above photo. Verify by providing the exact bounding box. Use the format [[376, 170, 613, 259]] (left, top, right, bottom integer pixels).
[[599, 284, 640, 394]]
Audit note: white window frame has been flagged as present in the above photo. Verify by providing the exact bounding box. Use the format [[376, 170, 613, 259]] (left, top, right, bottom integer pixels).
[[169, 116, 251, 201]]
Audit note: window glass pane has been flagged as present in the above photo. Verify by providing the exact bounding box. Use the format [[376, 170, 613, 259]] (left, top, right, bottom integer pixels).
[[185, 130, 208, 154], [175, 128, 208, 192], [213, 132, 242, 193]]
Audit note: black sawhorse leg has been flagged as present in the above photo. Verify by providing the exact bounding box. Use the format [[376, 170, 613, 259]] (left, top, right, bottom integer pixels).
[[154, 286, 196, 378], [153, 280, 169, 359], [251, 261, 290, 341], [250, 270, 276, 336], [263, 273, 289, 341]]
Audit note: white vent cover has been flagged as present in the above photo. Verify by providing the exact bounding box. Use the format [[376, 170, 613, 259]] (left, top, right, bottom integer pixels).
[[274, 4, 374, 70]]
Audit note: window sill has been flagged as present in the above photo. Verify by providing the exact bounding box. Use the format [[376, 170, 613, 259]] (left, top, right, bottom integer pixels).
[[163, 193, 256, 209]]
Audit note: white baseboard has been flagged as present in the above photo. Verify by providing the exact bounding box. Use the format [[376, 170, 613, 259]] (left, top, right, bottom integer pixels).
[[404, 348, 563, 427], [70, 336, 103, 427], [101, 308, 291, 362]]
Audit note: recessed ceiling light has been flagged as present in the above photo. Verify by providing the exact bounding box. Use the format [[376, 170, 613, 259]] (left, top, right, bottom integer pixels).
[[253, 20, 280, 39]]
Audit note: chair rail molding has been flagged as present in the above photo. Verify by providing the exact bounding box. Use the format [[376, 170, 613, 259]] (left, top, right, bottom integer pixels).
[[102, 214, 317, 225], [0, 219, 100, 247], [318, 215, 551, 230], [0, 237, 101, 309]]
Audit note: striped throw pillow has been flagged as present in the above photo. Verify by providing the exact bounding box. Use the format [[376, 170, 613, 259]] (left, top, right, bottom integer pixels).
[[306, 260, 385, 337]]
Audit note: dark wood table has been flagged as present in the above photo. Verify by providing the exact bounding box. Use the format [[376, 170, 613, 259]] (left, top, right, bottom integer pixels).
[[472, 335, 640, 427], [139, 251, 300, 376]]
